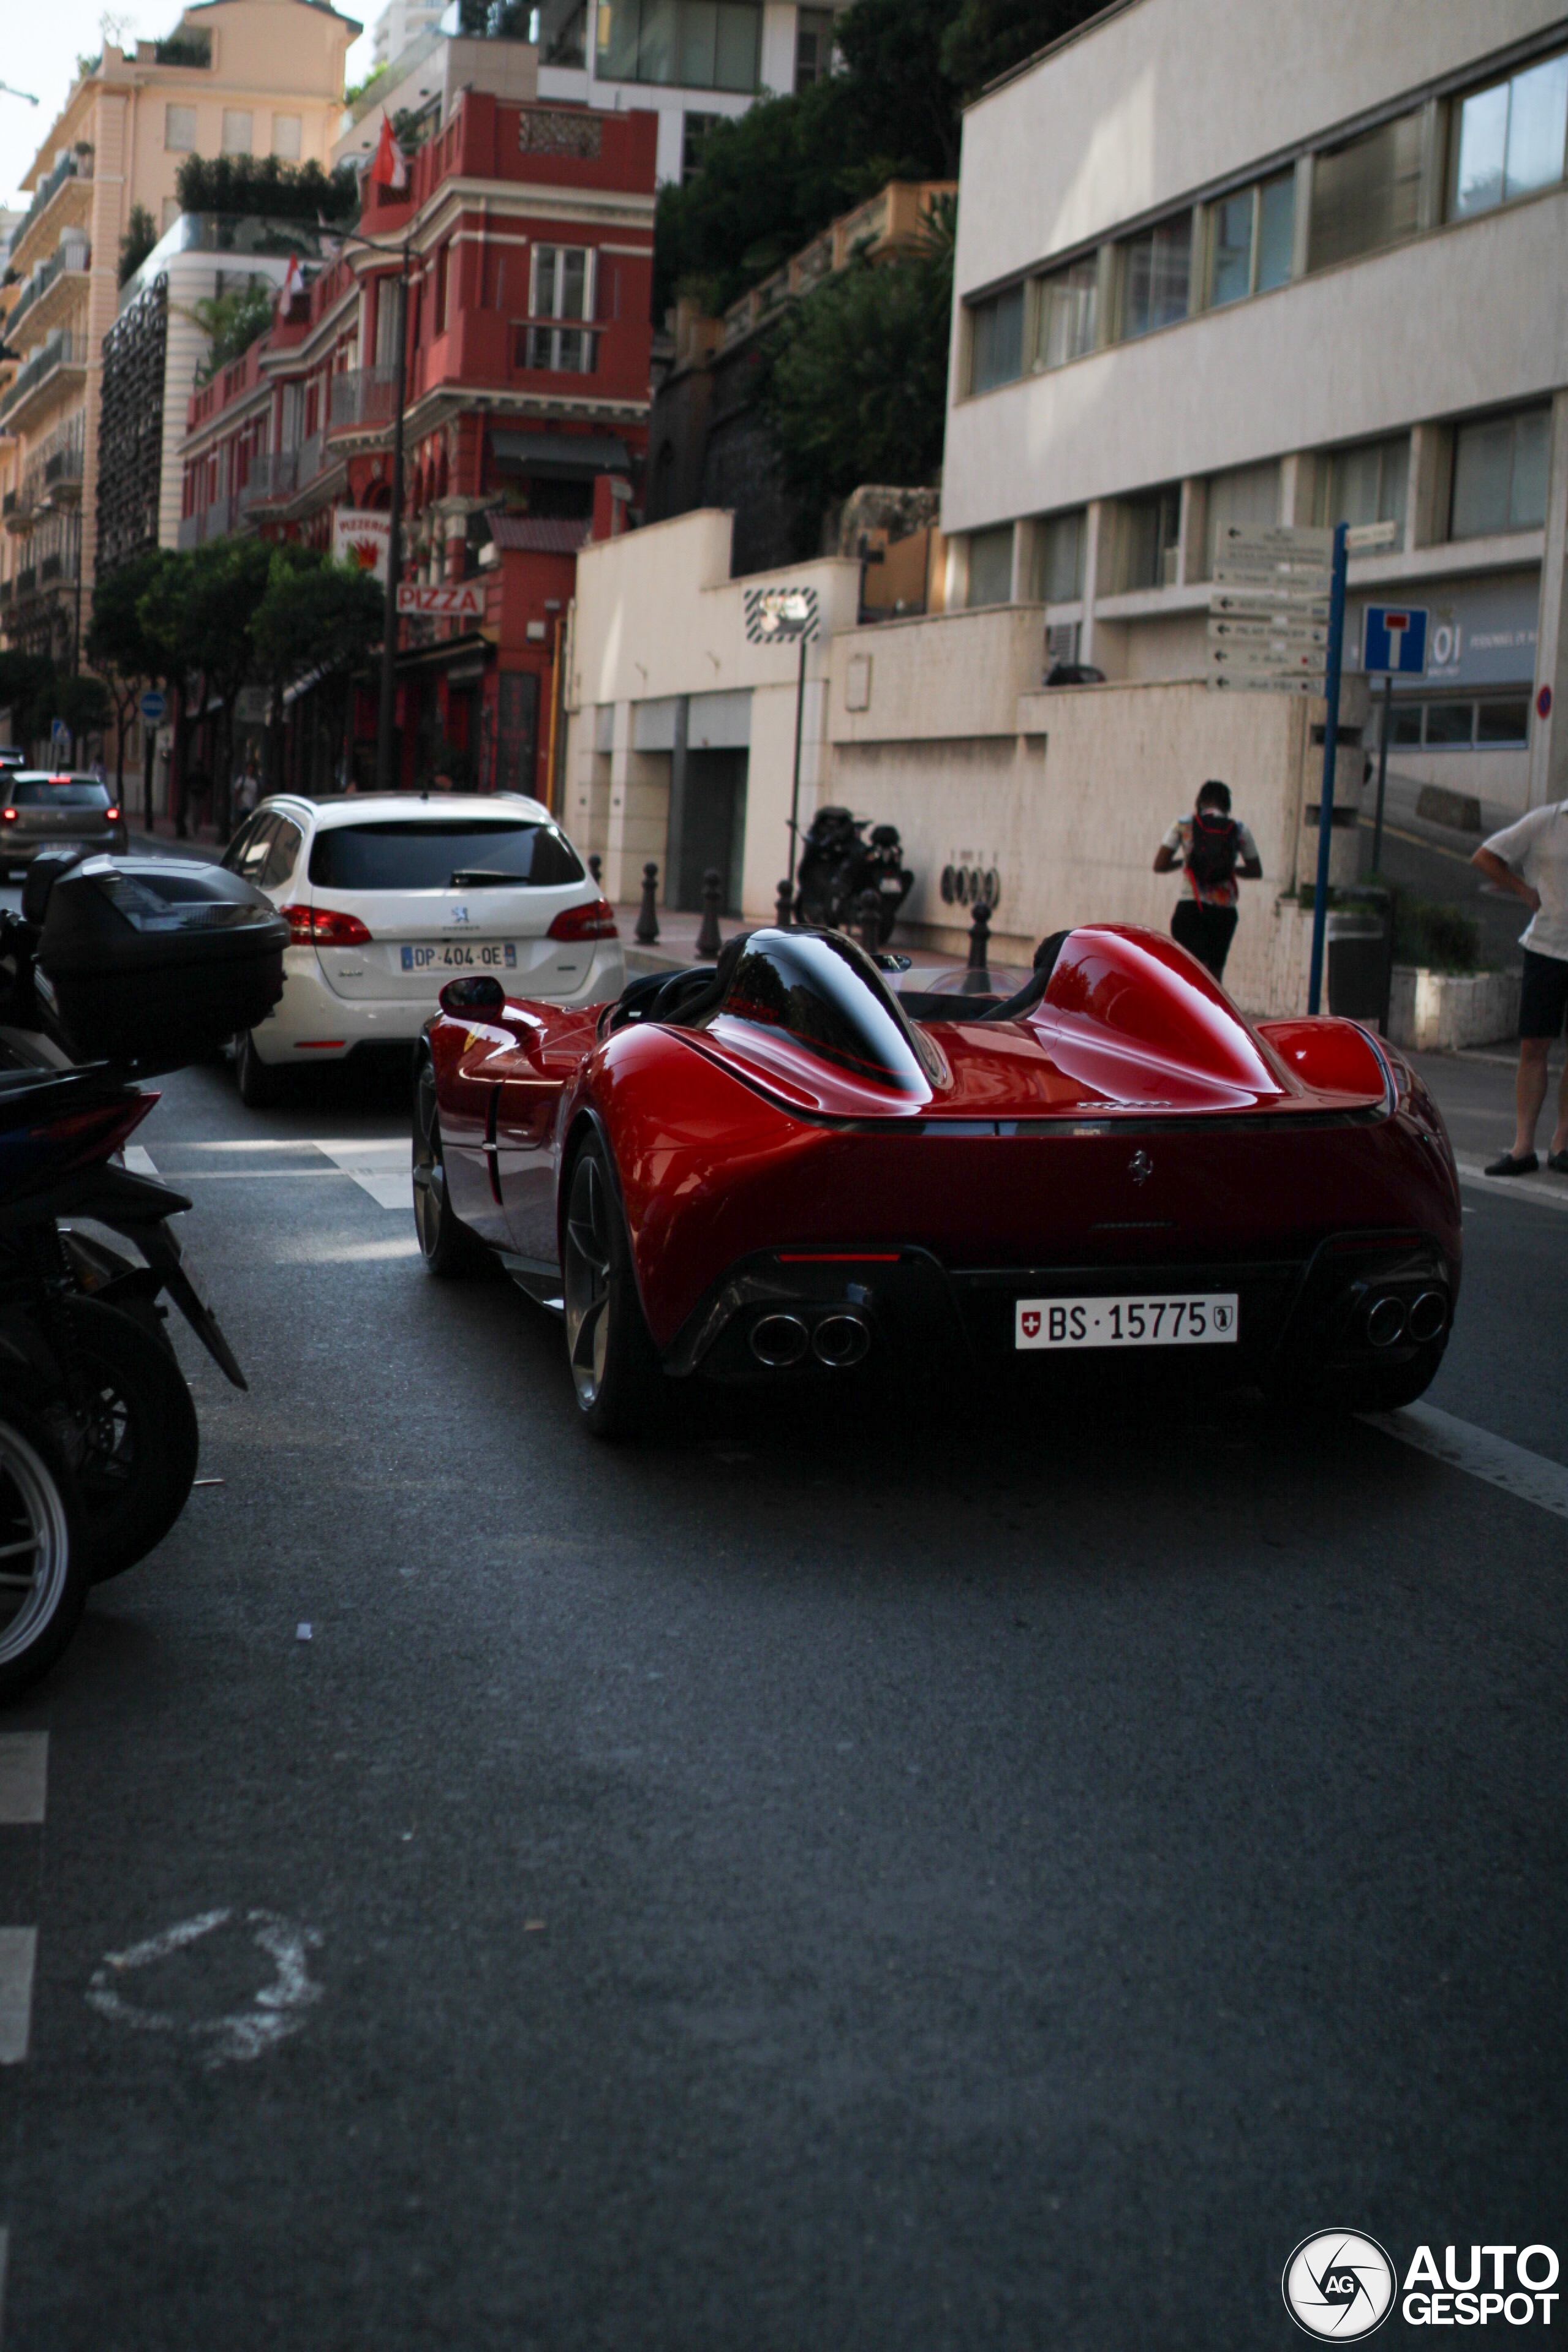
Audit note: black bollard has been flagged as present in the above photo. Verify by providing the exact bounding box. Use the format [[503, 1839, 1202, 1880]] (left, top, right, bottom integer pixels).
[[587, 852, 602, 884], [967, 895, 992, 972], [774, 876, 794, 929], [856, 886, 883, 955], [635, 860, 660, 945], [696, 867, 723, 959]]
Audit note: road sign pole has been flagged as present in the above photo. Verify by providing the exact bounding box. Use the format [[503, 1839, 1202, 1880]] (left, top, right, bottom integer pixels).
[[1306, 522, 1349, 1017], [786, 629, 809, 907], [1372, 673, 1393, 874]]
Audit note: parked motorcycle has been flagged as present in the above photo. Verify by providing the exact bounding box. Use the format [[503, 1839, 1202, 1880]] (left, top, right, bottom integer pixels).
[[0, 850, 287, 1697], [793, 807, 914, 945]]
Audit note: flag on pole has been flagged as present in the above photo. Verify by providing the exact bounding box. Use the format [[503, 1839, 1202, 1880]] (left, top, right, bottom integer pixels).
[[368, 111, 409, 192], [279, 250, 303, 307]]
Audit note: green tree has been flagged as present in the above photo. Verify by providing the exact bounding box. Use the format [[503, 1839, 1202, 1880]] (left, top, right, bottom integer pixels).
[[89, 549, 171, 799], [188, 281, 277, 384], [250, 551, 385, 794], [654, 0, 1104, 317], [53, 674, 112, 762], [118, 202, 158, 289], [173, 152, 358, 225], [761, 198, 954, 508]]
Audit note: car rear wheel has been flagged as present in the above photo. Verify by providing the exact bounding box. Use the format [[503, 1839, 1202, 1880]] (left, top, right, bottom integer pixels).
[[234, 1028, 286, 1109], [562, 1134, 660, 1438], [412, 1054, 484, 1277]]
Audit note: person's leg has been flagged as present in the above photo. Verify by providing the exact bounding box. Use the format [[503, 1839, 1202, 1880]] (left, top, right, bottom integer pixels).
[[1171, 900, 1205, 963], [1551, 1050, 1568, 1159], [1204, 905, 1239, 981], [1512, 1038, 1550, 1157]]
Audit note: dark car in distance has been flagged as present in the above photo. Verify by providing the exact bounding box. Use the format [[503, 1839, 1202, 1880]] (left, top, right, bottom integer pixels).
[[0, 774, 128, 874]]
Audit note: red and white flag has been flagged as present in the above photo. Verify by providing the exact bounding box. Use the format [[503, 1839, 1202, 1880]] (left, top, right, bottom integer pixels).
[[368, 111, 408, 192], [279, 250, 303, 306]]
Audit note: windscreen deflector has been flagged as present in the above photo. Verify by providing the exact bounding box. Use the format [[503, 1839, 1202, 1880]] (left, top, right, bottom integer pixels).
[[712, 929, 941, 1093]]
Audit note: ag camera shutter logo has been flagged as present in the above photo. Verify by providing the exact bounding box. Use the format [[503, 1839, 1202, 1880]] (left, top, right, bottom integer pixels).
[[1283, 2232, 1395, 2339]]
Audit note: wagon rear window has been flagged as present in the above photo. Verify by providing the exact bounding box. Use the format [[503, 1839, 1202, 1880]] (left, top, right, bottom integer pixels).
[[308, 820, 584, 891], [7, 780, 110, 807]]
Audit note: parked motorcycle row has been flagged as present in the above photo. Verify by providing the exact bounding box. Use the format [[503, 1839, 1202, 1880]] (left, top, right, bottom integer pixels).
[[0, 848, 287, 1697], [792, 807, 914, 944]]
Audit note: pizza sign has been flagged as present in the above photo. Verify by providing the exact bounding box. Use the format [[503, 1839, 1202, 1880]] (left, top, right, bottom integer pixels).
[[396, 582, 487, 619], [331, 508, 391, 582]]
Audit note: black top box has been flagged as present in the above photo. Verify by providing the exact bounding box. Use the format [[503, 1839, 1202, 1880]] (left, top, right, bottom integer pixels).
[[33, 856, 288, 1074]]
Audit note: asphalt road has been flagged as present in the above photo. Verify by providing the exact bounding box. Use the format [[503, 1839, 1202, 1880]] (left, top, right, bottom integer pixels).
[[0, 1035, 1564, 2351]]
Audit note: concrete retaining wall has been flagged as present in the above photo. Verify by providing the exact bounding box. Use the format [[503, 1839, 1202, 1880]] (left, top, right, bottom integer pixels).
[[1387, 965, 1521, 1052]]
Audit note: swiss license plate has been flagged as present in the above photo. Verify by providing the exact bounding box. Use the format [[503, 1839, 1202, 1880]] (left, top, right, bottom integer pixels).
[[401, 942, 518, 971], [1014, 1294, 1238, 1349]]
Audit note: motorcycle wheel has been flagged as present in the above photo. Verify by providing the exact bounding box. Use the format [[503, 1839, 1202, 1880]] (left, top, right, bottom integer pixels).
[[56, 1298, 201, 1583], [0, 1408, 87, 1702]]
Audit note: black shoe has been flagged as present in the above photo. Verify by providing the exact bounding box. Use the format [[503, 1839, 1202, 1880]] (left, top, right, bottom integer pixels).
[[1548, 1149, 1568, 1175], [1484, 1150, 1539, 1177]]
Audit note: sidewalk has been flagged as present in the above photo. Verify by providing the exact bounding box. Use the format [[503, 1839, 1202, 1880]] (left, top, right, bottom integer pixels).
[[614, 901, 965, 976]]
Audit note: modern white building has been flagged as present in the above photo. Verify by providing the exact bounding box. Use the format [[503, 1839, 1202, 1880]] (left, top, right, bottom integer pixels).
[[338, 1, 840, 186], [943, 0, 1568, 818], [369, 0, 446, 72]]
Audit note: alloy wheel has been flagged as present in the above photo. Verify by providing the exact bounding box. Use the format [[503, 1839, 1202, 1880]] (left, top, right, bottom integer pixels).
[[0, 1423, 72, 1670], [412, 1063, 446, 1261]]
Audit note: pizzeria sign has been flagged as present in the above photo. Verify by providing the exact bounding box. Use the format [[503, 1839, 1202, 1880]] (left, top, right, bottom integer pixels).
[[396, 582, 487, 619]]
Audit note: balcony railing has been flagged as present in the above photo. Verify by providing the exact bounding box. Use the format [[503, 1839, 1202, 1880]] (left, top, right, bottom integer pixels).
[[43, 443, 84, 503], [18, 150, 91, 245], [0, 579, 11, 609], [239, 448, 295, 507], [0, 333, 81, 429], [8, 242, 89, 340], [296, 432, 324, 489], [328, 366, 398, 434]]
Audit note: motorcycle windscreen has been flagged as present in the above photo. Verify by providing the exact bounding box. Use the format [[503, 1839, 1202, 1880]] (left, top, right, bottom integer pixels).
[[709, 929, 943, 1093]]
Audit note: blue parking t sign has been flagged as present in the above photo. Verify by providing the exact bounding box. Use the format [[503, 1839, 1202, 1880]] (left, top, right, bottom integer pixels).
[[1363, 604, 1428, 674]]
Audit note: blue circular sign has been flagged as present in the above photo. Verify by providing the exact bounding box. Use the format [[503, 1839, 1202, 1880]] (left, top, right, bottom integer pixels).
[[140, 690, 167, 723]]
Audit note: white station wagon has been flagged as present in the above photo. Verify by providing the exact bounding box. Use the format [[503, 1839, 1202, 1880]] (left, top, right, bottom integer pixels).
[[222, 792, 624, 1105]]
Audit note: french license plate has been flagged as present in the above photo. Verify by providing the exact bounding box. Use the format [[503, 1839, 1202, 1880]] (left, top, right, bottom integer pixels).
[[1014, 1294, 1238, 1349], [401, 942, 518, 971]]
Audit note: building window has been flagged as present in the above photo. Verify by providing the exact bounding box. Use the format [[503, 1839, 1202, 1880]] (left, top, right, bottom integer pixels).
[[1113, 485, 1180, 592], [1313, 434, 1409, 535], [1030, 510, 1085, 603], [967, 526, 1014, 608], [596, 0, 761, 92], [526, 244, 595, 371], [1118, 216, 1191, 339], [1450, 406, 1551, 538], [435, 241, 451, 334], [681, 110, 720, 183], [1205, 170, 1294, 307], [1477, 696, 1531, 745], [222, 110, 253, 156], [967, 284, 1024, 394], [165, 103, 197, 151], [795, 7, 834, 88], [532, 0, 588, 67], [1034, 257, 1096, 369], [272, 113, 301, 160], [1202, 461, 1280, 578], [1308, 109, 1423, 271], [1452, 50, 1568, 216], [1424, 702, 1473, 747]]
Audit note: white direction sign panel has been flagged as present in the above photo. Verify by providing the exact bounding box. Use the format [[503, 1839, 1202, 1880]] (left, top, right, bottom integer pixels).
[[396, 582, 486, 619], [1208, 524, 1334, 689]]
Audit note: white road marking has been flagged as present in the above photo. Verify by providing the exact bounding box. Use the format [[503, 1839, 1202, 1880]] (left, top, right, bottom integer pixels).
[[0, 1931, 37, 2064], [86, 1907, 324, 2068], [1364, 1403, 1568, 1522], [121, 1145, 157, 1177], [311, 1140, 413, 1210], [0, 1736, 47, 1825], [1454, 1159, 1568, 1212]]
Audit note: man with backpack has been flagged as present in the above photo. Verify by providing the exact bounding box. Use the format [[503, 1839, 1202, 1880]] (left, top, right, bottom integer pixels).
[[1153, 779, 1262, 982]]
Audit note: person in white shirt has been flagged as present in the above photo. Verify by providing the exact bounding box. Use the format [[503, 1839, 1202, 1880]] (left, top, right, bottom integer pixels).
[[1471, 798, 1568, 1175]]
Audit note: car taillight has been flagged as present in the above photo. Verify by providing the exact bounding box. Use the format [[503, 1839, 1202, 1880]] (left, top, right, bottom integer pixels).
[[279, 903, 374, 947], [547, 897, 618, 943], [105, 805, 119, 822], [1, 810, 14, 825]]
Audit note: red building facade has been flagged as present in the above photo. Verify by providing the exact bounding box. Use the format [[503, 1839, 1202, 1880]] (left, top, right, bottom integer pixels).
[[177, 89, 656, 799]]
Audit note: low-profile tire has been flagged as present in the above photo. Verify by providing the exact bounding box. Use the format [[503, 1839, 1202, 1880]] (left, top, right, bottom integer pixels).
[[0, 1406, 88, 1703], [561, 1132, 662, 1439], [56, 1298, 201, 1583], [235, 1027, 286, 1109], [412, 1053, 485, 1278]]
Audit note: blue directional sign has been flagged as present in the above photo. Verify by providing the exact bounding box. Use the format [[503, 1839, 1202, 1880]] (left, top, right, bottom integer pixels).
[[140, 689, 167, 723], [1363, 604, 1428, 675]]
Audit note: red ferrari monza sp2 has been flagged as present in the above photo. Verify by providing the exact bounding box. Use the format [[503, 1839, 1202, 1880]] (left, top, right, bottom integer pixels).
[[412, 922, 1461, 1436]]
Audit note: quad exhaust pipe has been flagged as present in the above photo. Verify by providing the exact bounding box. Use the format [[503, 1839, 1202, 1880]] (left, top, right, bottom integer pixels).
[[748, 1309, 872, 1370], [1365, 1287, 1449, 1349]]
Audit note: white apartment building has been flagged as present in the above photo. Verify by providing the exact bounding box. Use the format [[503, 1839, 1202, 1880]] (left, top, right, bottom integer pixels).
[[370, 0, 447, 72], [944, 0, 1568, 817], [338, 1, 840, 186]]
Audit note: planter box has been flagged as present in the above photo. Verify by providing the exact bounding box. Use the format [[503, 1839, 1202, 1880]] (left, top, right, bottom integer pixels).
[[1387, 964, 1520, 1053]]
